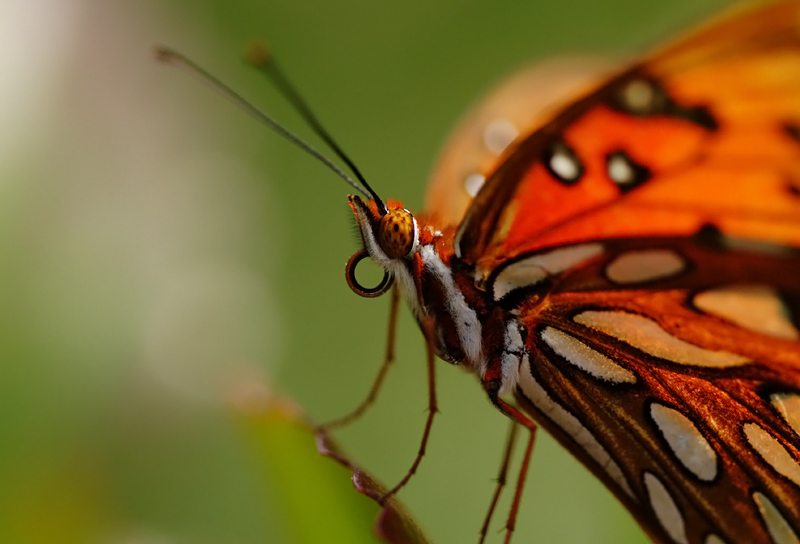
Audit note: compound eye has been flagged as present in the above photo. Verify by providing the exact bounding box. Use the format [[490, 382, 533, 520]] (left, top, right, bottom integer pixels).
[[378, 209, 416, 259]]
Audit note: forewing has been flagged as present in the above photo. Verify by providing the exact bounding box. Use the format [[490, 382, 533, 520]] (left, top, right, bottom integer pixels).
[[452, 1, 800, 272]]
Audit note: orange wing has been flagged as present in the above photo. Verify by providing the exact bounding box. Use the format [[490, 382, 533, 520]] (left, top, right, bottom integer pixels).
[[427, 1, 800, 274]]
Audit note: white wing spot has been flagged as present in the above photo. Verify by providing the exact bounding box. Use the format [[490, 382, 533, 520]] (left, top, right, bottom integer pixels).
[[574, 311, 751, 368], [483, 118, 518, 155], [606, 249, 685, 284], [743, 422, 800, 487], [540, 327, 636, 383], [705, 534, 727, 544], [463, 173, 486, 197], [753, 491, 800, 544], [771, 392, 800, 438], [644, 472, 688, 544], [493, 243, 603, 301], [549, 146, 581, 182], [694, 284, 799, 340], [518, 355, 634, 498], [649, 403, 717, 481], [607, 152, 636, 185]]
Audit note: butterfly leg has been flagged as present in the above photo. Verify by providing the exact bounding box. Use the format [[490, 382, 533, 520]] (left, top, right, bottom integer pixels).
[[316, 285, 400, 435], [485, 379, 538, 544], [380, 315, 440, 504], [479, 418, 519, 544]]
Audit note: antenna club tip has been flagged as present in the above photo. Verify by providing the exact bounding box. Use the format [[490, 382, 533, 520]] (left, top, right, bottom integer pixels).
[[153, 44, 177, 63], [244, 39, 272, 67]]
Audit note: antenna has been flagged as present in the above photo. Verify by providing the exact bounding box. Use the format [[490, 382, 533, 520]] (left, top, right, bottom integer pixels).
[[245, 41, 387, 215], [154, 44, 384, 211]]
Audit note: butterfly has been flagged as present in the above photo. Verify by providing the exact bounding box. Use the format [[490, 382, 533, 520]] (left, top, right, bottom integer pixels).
[[338, 1, 800, 543]]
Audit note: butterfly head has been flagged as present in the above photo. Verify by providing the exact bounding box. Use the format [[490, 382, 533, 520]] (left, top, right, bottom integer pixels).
[[346, 195, 421, 298]]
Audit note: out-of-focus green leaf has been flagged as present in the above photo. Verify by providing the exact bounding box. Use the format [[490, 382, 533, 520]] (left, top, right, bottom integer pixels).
[[316, 429, 430, 544], [236, 393, 429, 544], [0, 452, 109, 544]]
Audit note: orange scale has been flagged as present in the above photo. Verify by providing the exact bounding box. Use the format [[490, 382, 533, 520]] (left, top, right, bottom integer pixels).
[[702, 127, 800, 160], [715, 218, 800, 248], [564, 106, 709, 171], [631, 166, 800, 215], [494, 162, 619, 253], [512, 207, 709, 252], [666, 57, 800, 105], [723, 98, 800, 125]]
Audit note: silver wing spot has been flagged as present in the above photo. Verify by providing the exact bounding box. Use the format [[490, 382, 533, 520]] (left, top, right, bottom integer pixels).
[[771, 392, 800, 438], [743, 423, 800, 487], [574, 311, 751, 368], [483, 118, 518, 155], [606, 249, 686, 284], [540, 326, 636, 384], [644, 471, 689, 544], [464, 173, 486, 197], [694, 285, 799, 340], [753, 492, 800, 544], [649, 402, 718, 481]]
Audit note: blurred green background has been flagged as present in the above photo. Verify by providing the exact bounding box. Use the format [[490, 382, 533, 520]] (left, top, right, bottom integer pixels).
[[0, 0, 733, 542]]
